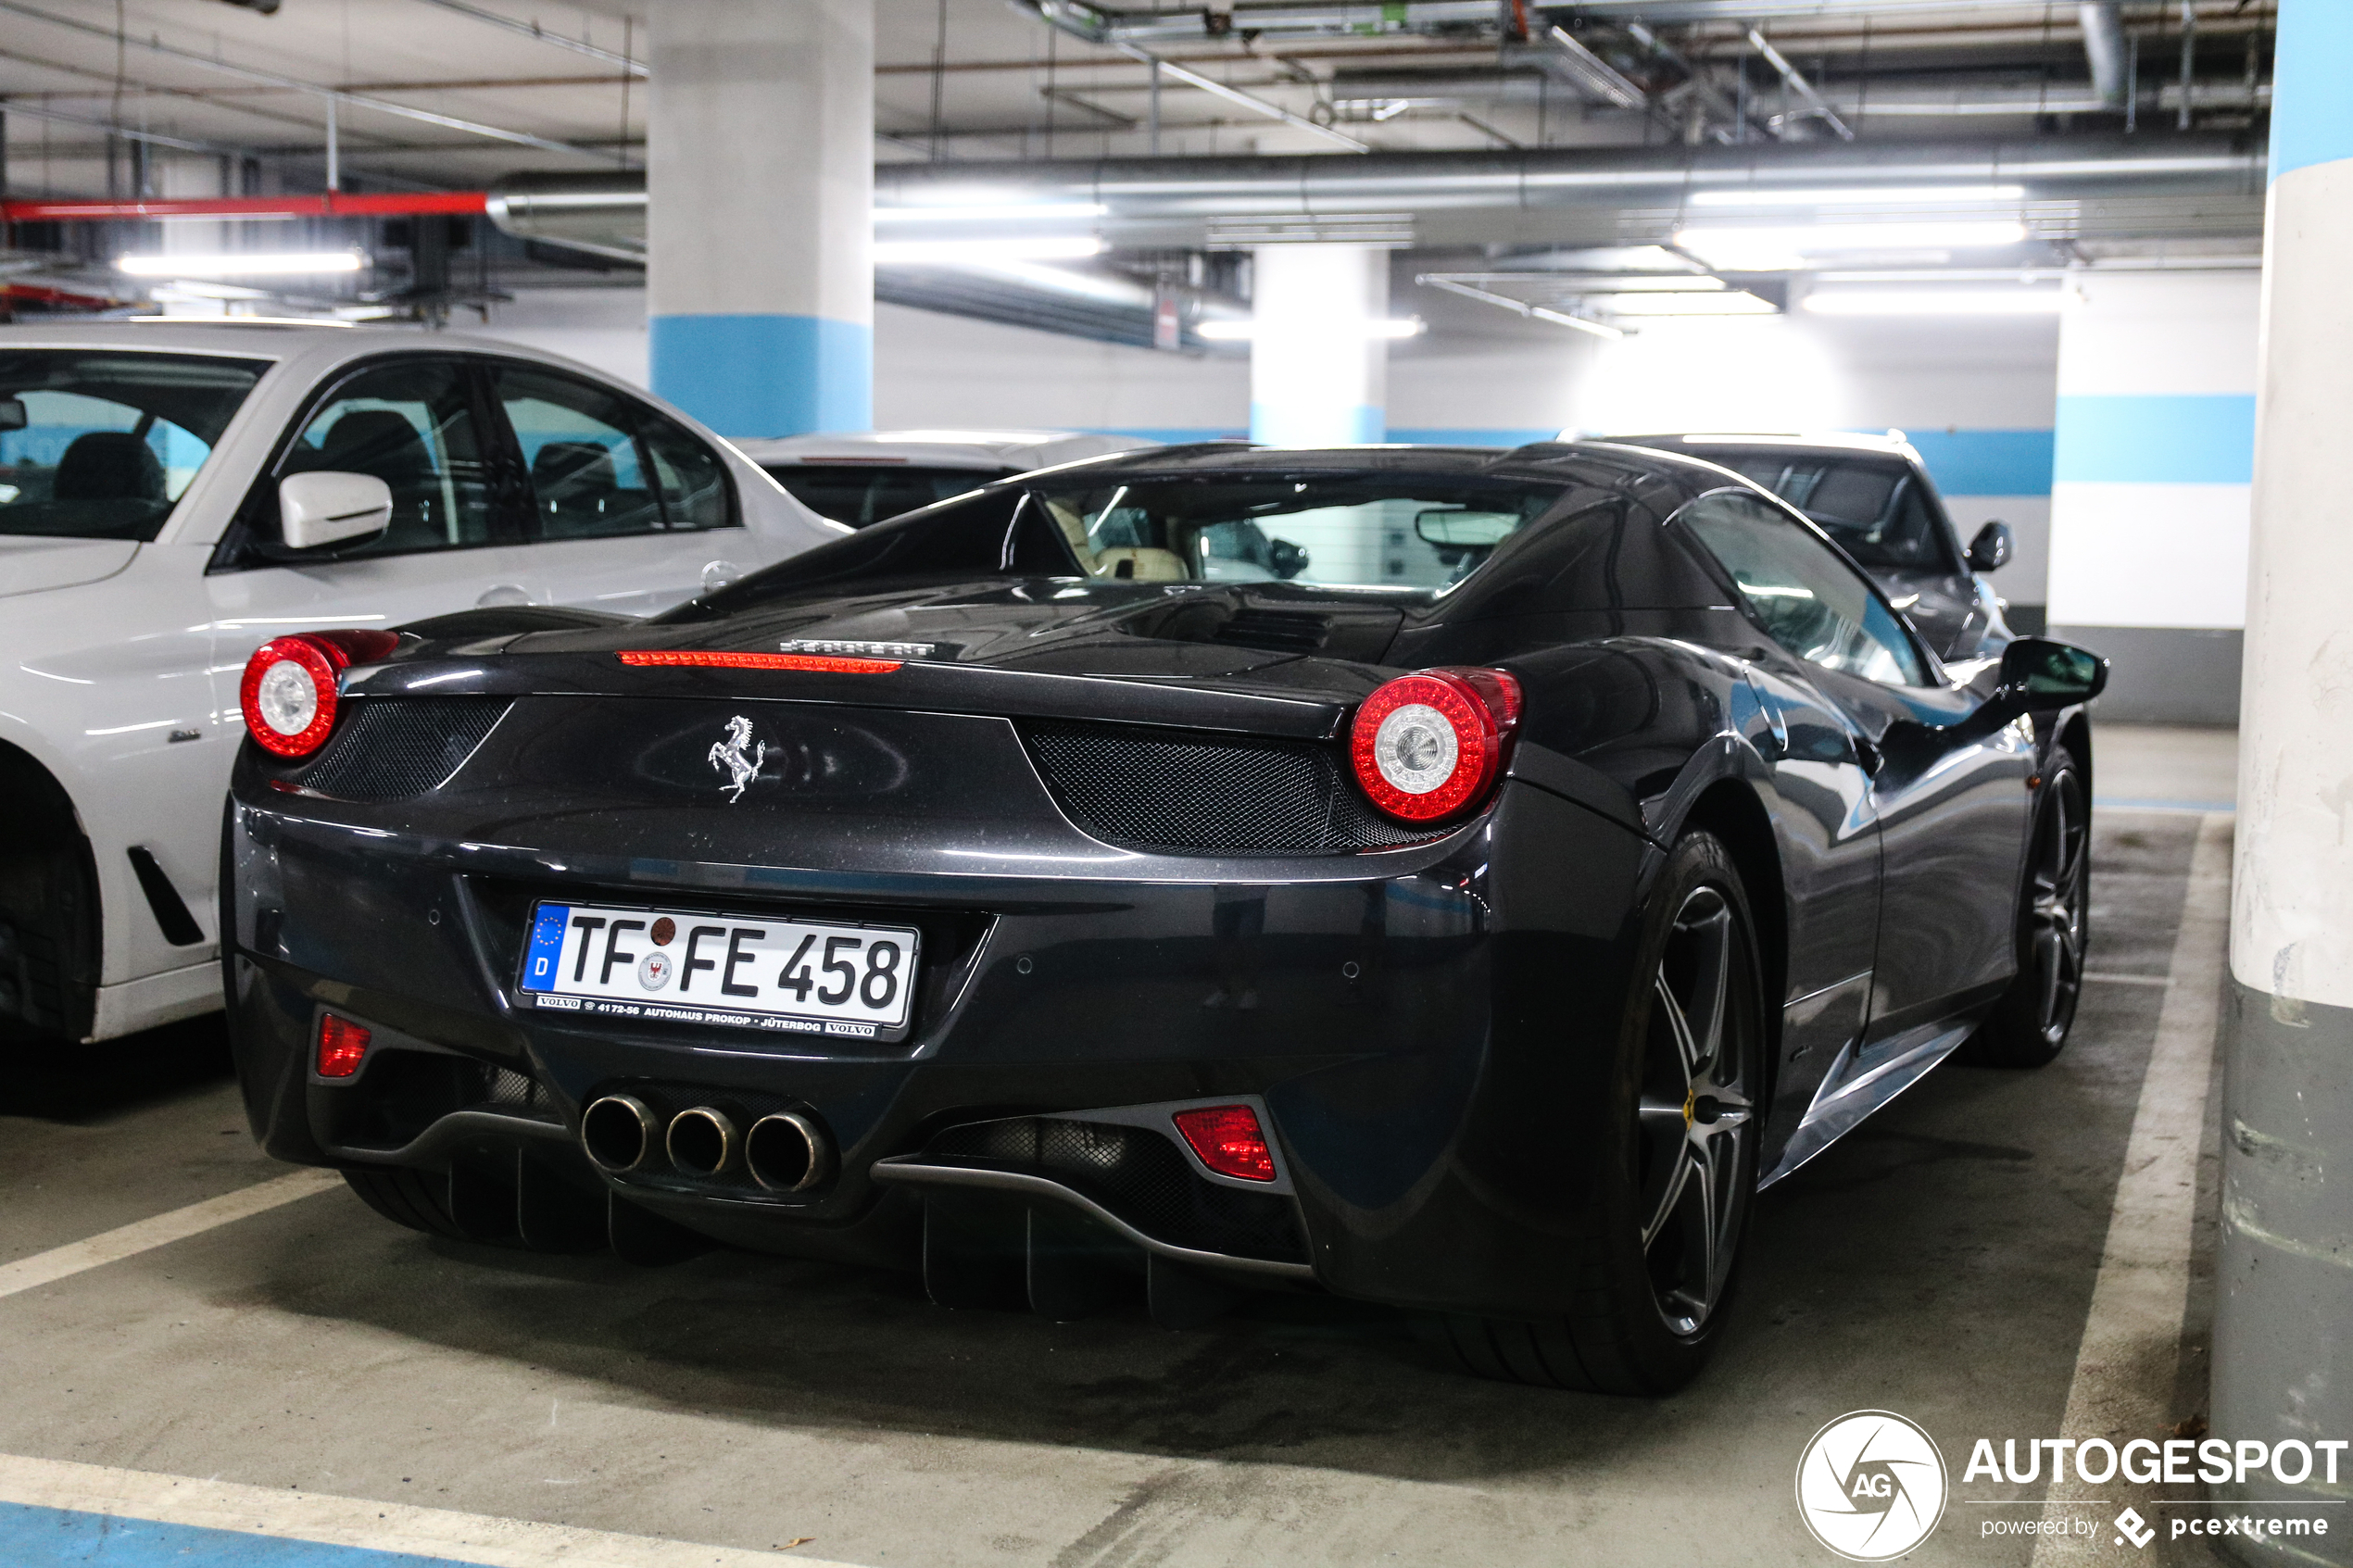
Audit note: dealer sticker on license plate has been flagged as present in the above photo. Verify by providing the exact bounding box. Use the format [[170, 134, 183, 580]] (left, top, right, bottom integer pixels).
[[517, 900, 920, 1042]]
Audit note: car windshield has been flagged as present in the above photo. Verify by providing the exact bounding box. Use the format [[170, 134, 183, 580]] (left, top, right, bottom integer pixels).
[[766, 463, 1000, 528], [1028, 474, 1568, 591], [0, 350, 269, 541], [1707, 450, 1954, 573]]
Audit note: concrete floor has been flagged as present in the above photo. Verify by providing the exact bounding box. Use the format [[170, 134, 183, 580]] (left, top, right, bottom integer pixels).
[[0, 727, 2240, 1568]]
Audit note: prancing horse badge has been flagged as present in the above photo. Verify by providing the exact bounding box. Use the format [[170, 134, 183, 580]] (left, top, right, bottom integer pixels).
[[708, 715, 766, 803]]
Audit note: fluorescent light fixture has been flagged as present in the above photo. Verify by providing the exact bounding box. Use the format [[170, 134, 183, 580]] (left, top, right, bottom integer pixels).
[[874, 202, 1106, 223], [1531, 307, 1626, 340], [1802, 288, 2067, 316], [117, 251, 363, 277], [1601, 291, 1779, 317], [1570, 274, 1728, 293], [1675, 221, 2030, 269], [873, 235, 1105, 265], [1195, 318, 1425, 341], [1691, 184, 2027, 208]]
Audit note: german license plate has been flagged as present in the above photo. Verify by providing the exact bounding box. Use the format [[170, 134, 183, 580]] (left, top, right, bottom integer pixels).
[[518, 900, 920, 1042]]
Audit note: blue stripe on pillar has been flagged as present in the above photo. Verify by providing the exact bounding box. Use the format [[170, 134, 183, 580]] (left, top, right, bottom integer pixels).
[[2053, 394, 2257, 485], [648, 313, 873, 440], [1249, 402, 1384, 446], [2271, 0, 2353, 183], [1898, 430, 2056, 496]]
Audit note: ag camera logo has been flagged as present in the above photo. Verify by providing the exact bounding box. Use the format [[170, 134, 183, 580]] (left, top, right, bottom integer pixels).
[[1796, 1410, 1949, 1561]]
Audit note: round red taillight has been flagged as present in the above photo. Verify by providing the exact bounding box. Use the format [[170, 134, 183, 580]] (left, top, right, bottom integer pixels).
[[1348, 667, 1523, 824], [238, 630, 399, 759]]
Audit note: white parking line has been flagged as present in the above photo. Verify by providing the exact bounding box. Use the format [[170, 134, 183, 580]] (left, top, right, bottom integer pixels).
[[0, 1168, 346, 1300], [0, 1451, 855, 1567], [2031, 811, 2233, 1564]]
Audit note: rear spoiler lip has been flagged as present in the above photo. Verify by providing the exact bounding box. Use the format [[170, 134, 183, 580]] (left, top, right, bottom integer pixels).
[[338, 651, 1361, 741]]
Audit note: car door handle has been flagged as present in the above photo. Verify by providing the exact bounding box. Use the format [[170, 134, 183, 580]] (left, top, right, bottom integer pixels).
[[476, 583, 531, 608]]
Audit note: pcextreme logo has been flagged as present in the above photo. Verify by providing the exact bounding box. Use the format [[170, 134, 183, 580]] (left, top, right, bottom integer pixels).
[[1796, 1410, 1951, 1562]]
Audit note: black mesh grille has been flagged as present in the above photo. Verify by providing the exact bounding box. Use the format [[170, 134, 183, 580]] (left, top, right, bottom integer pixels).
[[923, 1116, 1306, 1262], [1211, 608, 1329, 653], [1022, 721, 1433, 855], [300, 698, 511, 801]]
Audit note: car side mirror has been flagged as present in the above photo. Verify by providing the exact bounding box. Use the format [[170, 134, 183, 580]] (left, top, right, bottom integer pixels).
[[0, 395, 27, 433], [279, 470, 393, 551], [1967, 520, 2012, 572], [1988, 636, 2108, 721]]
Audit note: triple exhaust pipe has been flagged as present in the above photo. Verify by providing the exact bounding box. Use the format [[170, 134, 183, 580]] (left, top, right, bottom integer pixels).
[[580, 1095, 832, 1193]]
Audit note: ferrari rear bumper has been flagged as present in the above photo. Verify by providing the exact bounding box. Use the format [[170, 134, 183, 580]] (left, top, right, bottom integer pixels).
[[223, 729, 1654, 1319]]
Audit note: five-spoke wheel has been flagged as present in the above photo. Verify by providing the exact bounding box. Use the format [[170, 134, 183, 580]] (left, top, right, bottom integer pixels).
[[1636, 886, 1757, 1336]]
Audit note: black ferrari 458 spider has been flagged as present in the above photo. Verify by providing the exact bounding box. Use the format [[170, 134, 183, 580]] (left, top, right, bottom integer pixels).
[[221, 440, 2106, 1395]]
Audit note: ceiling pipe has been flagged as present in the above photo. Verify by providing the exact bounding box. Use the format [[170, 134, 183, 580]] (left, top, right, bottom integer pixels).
[[409, 0, 648, 75], [2081, 3, 2129, 109], [1746, 28, 1854, 141], [1, 193, 488, 222], [479, 137, 2258, 258], [875, 136, 2261, 218], [0, 0, 608, 161]]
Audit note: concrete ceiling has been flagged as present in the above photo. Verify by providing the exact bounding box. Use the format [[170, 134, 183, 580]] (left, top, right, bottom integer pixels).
[[0, 0, 2277, 198]]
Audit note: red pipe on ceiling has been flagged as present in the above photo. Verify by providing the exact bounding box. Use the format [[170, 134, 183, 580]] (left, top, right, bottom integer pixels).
[[0, 191, 489, 222]]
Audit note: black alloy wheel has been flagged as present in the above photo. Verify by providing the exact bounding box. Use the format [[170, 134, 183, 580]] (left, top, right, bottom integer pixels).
[[1424, 831, 1765, 1396], [1966, 746, 2089, 1068], [1636, 884, 1758, 1337]]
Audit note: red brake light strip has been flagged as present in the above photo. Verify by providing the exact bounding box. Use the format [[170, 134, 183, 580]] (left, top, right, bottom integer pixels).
[[616, 651, 903, 673]]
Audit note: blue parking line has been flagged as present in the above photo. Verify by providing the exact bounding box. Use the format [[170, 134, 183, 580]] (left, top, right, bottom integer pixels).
[[0, 1501, 473, 1568]]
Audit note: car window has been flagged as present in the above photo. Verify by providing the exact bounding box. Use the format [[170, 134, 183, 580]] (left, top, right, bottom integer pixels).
[[1715, 451, 1953, 573], [639, 408, 734, 532], [1029, 476, 1563, 590], [277, 359, 496, 558], [1673, 489, 1930, 686], [495, 369, 663, 540], [0, 351, 266, 541], [765, 464, 1000, 528], [493, 367, 735, 539]]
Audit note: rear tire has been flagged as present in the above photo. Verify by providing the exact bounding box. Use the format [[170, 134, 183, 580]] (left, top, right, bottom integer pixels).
[[0, 761, 100, 1047], [1963, 746, 2088, 1069], [342, 1168, 472, 1240], [1428, 830, 1767, 1396]]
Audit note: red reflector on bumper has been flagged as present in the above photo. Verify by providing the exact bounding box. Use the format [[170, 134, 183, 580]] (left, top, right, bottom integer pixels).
[[317, 1013, 371, 1078], [1172, 1104, 1277, 1182], [616, 651, 901, 673]]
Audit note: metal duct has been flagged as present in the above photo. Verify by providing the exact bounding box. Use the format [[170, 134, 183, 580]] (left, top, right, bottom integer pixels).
[[484, 172, 647, 264], [2081, 3, 2129, 109], [873, 137, 2259, 220], [488, 138, 2260, 259]]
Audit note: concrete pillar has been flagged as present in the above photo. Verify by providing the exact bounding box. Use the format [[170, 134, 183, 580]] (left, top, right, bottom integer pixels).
[[2044, 270, 2258, 722], [647, 0, 873, 439], [2214, 4, 2353, 1556], [1248, 245, 1389, 445]]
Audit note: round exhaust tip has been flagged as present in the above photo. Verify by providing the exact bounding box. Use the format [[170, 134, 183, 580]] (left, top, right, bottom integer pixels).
[[666, 1107, 738, 1176], [582, 1094, 658, 1173], [745, 1111, 833, 1194]]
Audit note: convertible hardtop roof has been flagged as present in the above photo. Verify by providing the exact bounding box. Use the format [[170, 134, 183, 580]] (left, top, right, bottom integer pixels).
[[1027, 438, 1727, 495], [1602, 430, 1930, 468]]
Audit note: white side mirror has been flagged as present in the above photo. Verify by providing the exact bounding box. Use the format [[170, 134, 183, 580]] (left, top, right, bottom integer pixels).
[[279, 470, 393, 551]]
